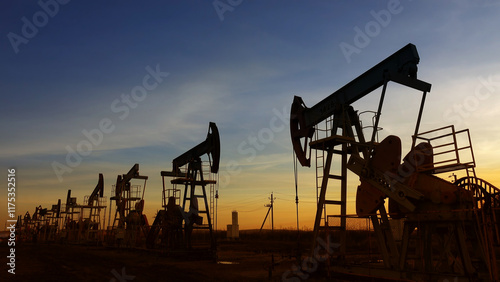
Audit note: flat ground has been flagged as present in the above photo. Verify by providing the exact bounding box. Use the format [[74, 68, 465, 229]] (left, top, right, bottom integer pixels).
[[1, 230, 329, 282]]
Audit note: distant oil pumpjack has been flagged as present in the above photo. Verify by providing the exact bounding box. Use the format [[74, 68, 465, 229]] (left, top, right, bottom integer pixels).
[[59, 174, 106, 243], [147, 122, 220, 252], [80, 173, 106, 242], [110, 164, 149, 246]]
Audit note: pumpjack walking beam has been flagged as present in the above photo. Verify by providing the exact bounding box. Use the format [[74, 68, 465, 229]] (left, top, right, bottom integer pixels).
[[291, 43, 431, 167], [290, 43, 431, 261], [88, 173, 104, 205], [168, 122, 220, 176]]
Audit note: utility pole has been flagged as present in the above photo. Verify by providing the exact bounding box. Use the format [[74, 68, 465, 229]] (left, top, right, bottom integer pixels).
[[270, 192, 275, 231], [259, 192, 276, 232]]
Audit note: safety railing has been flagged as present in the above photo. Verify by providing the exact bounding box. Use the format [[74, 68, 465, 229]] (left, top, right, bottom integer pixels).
[[111, 184, 142, 200], [83, 195, 108, 207], [413, 125, 475, 174]]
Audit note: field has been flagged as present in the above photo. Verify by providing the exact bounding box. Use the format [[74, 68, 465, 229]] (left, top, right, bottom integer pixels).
[[4, 225, 496, 281], [1, 229, 341, 282]]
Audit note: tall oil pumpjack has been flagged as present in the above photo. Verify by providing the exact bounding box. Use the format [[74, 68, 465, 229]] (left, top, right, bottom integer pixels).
[[18, 203, 58, 242], [109, 164, 149, 246], [79, 173, 106, 242], [41, 199, 61, 241], [290, 43, 499, 280], [59, 174, 106, 242], [61, 189, 79, 241], [147, 122, 220, 251]]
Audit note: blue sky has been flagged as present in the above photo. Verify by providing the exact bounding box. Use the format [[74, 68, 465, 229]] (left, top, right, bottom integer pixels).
[[1, 1, 500, 230]]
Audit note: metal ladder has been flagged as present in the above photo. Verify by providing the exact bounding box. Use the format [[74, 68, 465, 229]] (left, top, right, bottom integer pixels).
[[311, 115, 348, 258]]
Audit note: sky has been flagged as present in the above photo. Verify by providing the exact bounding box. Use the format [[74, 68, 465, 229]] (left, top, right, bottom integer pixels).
[[1, 0, 500, 231]]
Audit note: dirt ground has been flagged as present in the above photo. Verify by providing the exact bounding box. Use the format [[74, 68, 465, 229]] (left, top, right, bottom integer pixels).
[[1, 232, 323, 282]]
